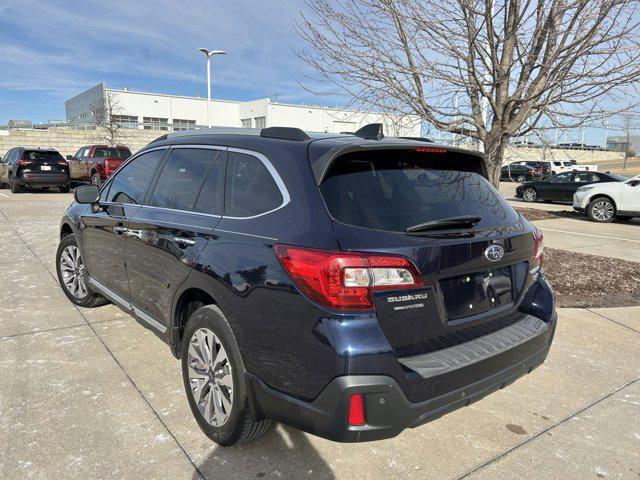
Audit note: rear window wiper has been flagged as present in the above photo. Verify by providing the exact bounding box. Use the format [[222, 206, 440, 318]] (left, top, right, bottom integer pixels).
[[405, 215, 482, 233]]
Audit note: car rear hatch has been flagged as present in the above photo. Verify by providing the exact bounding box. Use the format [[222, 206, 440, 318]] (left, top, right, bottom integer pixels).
[[20, 150, 67, 175], [316, 146, 540, 358]]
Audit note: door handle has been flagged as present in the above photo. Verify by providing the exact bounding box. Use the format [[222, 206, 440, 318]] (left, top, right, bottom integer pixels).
[[173, 237, 196, 246]]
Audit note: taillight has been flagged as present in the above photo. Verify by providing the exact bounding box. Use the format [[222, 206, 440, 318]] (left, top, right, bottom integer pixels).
[[58, 160, 68, 166], [274, 245, 423, 310], [17, 159, 33, 166], [532, 230, 544, 268], [348, 394, 366, 426]]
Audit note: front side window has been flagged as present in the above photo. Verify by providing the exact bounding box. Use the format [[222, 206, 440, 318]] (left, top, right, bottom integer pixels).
[[105, 149, 166, 204], [224, 152, 283, 217], [149, 149, 218, 211], [320, 151, 519, 233]]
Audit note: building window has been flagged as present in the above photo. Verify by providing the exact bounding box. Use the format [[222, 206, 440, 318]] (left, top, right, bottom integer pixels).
[[111, 115, 139, 128], [254, 116, 266, 129], [173, 119, 197, 131], [241, 118, 252, 128], [143, 117, 169, 130]]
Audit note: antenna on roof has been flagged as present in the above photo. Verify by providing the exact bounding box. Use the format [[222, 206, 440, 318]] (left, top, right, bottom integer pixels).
[[354, 123, 384, 140]]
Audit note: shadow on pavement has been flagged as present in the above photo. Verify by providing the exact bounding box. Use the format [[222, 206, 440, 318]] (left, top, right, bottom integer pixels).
[[194, 424, 335, 479]]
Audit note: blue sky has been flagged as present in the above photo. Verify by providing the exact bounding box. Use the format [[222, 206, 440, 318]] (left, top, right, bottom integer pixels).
[[0, 0, 335, 123]]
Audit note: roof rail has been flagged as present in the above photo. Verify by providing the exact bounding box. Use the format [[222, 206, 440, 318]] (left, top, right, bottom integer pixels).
[[354, 123, 384, 140], [260, 126, 310, 141]]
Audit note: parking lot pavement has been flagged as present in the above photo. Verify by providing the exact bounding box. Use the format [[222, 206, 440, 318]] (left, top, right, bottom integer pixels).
[[1, 190, 639, 479]]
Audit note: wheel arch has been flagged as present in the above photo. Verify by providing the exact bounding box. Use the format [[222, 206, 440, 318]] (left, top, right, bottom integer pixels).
[[588, 193, 617, 209], [172, 287, 217, 358], [59, 217, 77, 239]]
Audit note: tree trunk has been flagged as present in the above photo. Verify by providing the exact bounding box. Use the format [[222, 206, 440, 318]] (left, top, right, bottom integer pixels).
[[483, 134, 508, 188]]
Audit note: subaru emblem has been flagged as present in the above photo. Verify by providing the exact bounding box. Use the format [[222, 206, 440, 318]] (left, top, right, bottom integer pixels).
[[484, 245, 504, 262]]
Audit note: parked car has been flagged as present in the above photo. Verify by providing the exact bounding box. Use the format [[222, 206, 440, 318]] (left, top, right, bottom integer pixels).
[[574, 174, 640, 222], [67, 145, 132, 186], [56, 125, 556, 446], [0, 147, 70, 193], [500, 163, 543, 182], [516, 171, 627, 203]]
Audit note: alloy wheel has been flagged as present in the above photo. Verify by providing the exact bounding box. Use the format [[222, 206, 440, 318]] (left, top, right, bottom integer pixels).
[[59, 245, 88, 298], [523, 188, 537, 202], [187, 328, 234, 427], [591, 200, 614, 221]]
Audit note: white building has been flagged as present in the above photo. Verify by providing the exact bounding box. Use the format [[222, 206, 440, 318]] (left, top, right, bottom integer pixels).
[[65, 83, 422, 136]]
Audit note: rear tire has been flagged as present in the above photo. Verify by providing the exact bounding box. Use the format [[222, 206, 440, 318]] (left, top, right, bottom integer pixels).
[[0, 182, 6, 189], [59, 185, 70, 193], [181, 304, 272, 446], [587, 197, 616, 223], [9, 175, 23, 193], [56, 233, 108, 307], [522, 187, 538, 203], [91, 172, 102, 187]]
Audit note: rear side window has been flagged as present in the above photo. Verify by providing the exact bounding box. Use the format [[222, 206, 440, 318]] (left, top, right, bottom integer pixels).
[[224, 152, 283, 217], [320, 151, 520, 232], [105, 149, 165, 204], [149, 149, 218, 211], [93, 147, 131, 159]]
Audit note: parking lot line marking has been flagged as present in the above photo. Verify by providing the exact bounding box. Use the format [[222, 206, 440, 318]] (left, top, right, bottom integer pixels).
[[541, 228, 640, 243], [0, 193, 8, 197]]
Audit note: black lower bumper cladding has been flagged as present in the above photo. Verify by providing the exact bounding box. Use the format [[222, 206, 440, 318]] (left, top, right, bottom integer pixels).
[[247, 313, 556, 443]]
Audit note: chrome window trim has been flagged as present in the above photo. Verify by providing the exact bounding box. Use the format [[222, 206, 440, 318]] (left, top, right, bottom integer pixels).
[[223, 147, 291, 220], [97, 144, 290, 221]]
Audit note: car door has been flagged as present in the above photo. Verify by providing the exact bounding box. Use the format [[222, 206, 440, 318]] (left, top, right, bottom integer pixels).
[[545, 172, 574, 200], [124, 146, 225, 330], [69, 147, 84, 180], [620, 177, 640, 214], [80, 148, 168, 301]]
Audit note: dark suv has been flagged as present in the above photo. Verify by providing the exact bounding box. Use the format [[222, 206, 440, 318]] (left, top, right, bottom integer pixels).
[[0, 147, 70, 193], [56, 125, 556, 446]]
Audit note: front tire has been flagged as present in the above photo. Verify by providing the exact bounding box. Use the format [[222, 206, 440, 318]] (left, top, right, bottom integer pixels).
[[59, 185, 70, 193], [56, 234, 108, 307], [588, 197, 616, 223], [523, 187, 538, 203], [181, 305, 272, 446]]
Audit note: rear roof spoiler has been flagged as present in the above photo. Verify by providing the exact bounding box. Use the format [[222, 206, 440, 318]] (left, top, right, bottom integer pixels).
[[310, 144, 487, 185]]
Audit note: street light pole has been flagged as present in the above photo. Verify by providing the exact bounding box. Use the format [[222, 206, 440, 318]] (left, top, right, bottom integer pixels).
[[199, 48, 226, 128]]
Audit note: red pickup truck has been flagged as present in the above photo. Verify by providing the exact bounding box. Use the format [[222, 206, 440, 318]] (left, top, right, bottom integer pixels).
[[67, 145, 132, 186]]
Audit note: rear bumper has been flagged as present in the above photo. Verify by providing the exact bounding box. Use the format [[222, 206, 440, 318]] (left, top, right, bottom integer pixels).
[[248, 312, 556, 442], [17, 173, 69, 186]]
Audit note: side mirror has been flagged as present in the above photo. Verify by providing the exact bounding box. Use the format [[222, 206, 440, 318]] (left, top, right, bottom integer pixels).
[[627, 180, 639, 187], [74, 185, 100, 204]]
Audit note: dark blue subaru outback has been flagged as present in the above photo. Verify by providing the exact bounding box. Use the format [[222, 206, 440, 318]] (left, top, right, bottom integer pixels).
[[57, 125, 556, 446]]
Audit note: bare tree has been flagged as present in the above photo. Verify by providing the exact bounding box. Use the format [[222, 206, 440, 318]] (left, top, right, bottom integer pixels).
[[297, 0, 640, 185], [91, 90, 126, 146], [622, 113, 637, 169]]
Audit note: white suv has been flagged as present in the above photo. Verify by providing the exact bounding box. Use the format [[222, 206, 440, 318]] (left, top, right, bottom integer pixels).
[[573, 175, 640, 222]]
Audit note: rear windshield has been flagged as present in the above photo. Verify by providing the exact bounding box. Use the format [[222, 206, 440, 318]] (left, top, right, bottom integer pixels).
[[320, 152, 520, 233], [23, 150, 63, 162], [93, 147, 131, 159]]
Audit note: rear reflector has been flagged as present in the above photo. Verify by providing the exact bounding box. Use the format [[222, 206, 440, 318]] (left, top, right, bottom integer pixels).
[[348, 394, 366, 426], [274, 245, 423, 310]]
